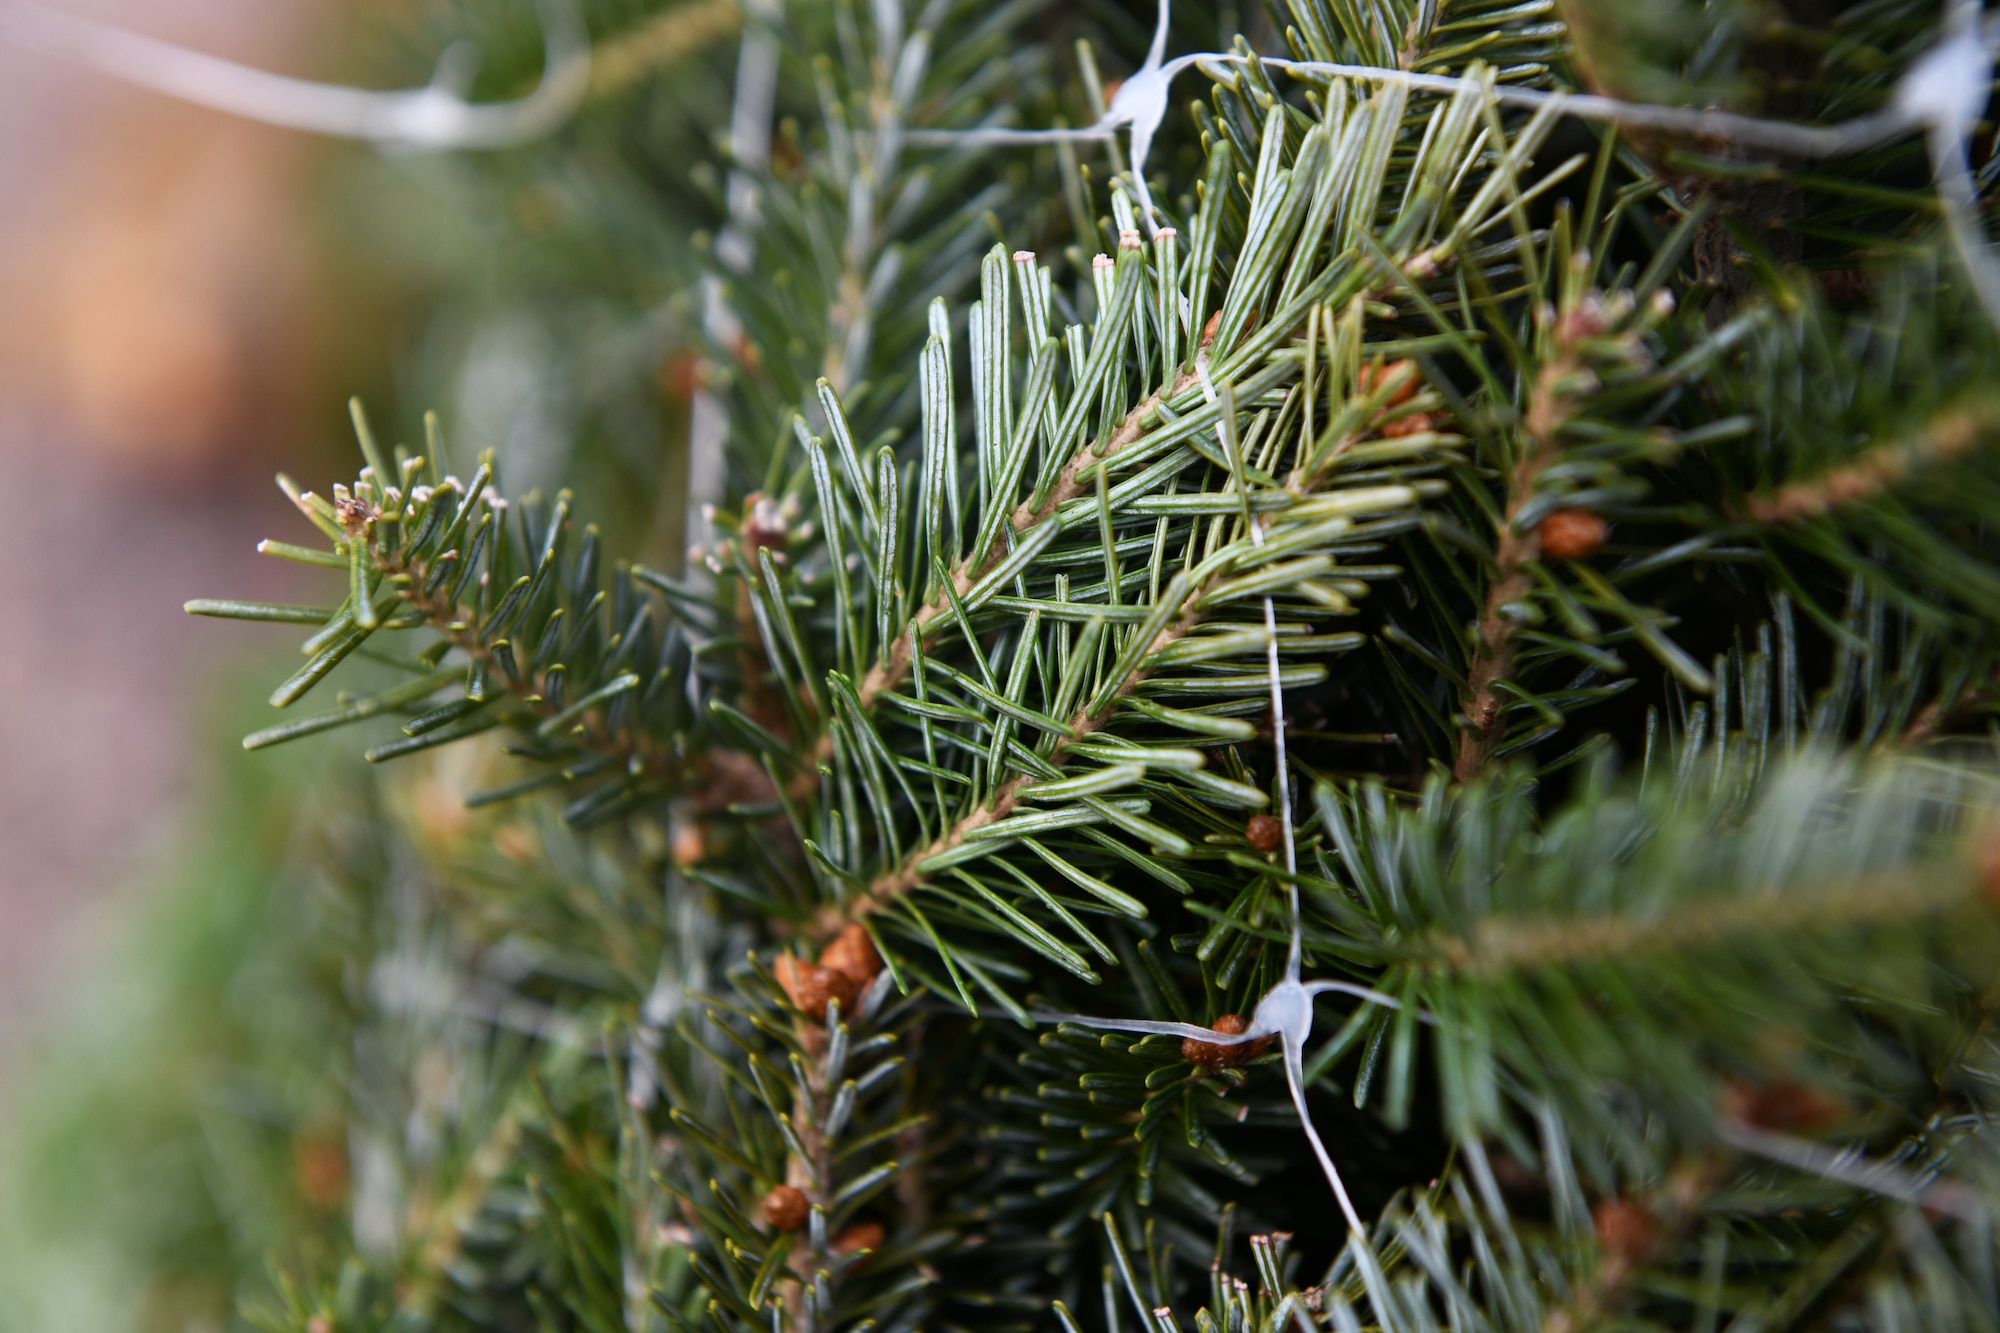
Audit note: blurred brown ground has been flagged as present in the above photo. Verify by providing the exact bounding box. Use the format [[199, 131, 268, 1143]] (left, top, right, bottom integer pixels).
[[0, 0, 337, 1059]]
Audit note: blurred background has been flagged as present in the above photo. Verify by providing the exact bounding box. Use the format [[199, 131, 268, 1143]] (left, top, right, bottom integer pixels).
[[0, 0, 321, 1046], [0, 0, 731, 1324], [0, 0, 734, 1042]]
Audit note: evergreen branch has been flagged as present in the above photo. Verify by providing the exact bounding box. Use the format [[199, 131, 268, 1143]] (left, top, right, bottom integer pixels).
[[666, 961, 933, 1331], [205, 421, 716, 825], [767, 65, 1554, 981], [1452, 335, 1574, 782], [1691, 267, 2000, 631], [839, 569, 1207, 921], [815, 420, 1437, 944], [377, 534, 678, 788], [1739, 394, 1999, 523], [853, 358, 1203, 714], [1429, 861, 1981, 979], [1315, 749, 2000, 1151], [401, 1089, 531, 1318], [1451, 279, 1677, 779], [584, 0, 741, 103]]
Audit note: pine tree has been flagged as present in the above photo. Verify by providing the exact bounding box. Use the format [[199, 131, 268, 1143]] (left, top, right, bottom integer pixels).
[[176, 0, 2000, 1329]]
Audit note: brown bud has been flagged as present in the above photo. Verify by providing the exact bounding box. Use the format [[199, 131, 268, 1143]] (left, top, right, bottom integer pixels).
[[1536, 508, 1609, 560], [670, 823, 705, 867], [1378, 411, 1433, 439], [1198, 307, 1260, 352], [820, 923, 882, 989], [770, 134, 803, 178], [1244, 814, 1284, 853], [832, 1219, 886, 1262], [1355, 358, 1421, 407], [763, 1184, 810, 1232], [1182, 1013, 1273, 1068], [1592, 1198, 1655, 1263], [1552, 296, 1612, 343], [773, 953, 857, 1021], [1719, 1076, 1845, 1132]]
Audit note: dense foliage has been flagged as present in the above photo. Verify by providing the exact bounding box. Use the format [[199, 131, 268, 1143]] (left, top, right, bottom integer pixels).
[[161, 0, 2000, 1329]]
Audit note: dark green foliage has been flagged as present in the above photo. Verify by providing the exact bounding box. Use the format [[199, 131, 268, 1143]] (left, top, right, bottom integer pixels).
[[164, 0, 2000, 1330]]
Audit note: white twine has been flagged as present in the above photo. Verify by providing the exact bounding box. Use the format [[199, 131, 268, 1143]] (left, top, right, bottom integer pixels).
[[0, 0, 590, 151], [8, 0, 1986, 301], [908, 0, 2000, 324], [1035, 358, 1411, 1241], [1026, 0, 2000, 1241], [686, 0, 781, 597]]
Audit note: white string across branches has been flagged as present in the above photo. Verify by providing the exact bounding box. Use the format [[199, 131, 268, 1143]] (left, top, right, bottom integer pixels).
[[10, 0, 1989, 304], [0, 0, 590, 151], [1032, 355, 1420, 1244], [1019, 0, 2000, 1244], [908, 0, 2000, 324]]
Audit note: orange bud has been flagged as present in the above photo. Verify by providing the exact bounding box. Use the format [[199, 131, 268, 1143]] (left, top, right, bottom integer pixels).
[[773, 953, 857, 1021], [660, 350, 701, 403], [1536, 508, 1609, 560], [763, 1184, 810, 1231], [1182, 1013, 1273, 1068], [292, 1132, 348, 1211], [1356, 358, 1421, 407], [1244, 814, 1284, 853], [1980, 836, 2000, 910], [670, 823, 706, 867], [1378, 411, 1433, 439], [832, 1219, 886, 1260], [820, 923, 882, 989]]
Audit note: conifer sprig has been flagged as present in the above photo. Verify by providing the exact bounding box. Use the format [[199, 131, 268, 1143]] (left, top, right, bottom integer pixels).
[[189, 407, 726, 827]]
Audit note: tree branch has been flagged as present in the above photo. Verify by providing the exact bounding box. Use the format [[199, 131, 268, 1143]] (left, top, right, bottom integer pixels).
[[380, 541, 680, 790], [1453, 354, 1577, 781], [817, 537, 1222, 934], [1740, 397, 1996, 523], [1428, 864, 1975, 979], [852, 369, 1201, 714]]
